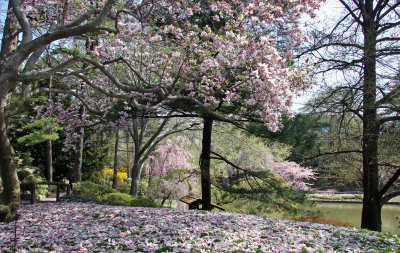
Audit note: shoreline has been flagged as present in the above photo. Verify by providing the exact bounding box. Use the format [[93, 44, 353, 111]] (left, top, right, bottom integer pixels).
[[309, 199, 400, 206]]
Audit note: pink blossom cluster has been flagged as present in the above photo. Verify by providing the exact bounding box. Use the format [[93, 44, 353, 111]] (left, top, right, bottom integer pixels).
[[35, 90, 131, 152], [145, 136, 194, 177], [266, 154, 316, 191], [251, 151, 315, 191], [56, 0, 321, 132], [23, 0, 322, 153], [224, 148, 315, 191]]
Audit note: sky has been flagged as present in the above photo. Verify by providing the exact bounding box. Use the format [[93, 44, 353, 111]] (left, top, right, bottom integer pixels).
[[291, 0, 343, 112]]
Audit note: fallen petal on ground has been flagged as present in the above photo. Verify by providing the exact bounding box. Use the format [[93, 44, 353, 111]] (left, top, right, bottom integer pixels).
[[0, 202, 399, 252]]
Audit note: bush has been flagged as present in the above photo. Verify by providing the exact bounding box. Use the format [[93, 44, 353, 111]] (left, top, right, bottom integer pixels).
[[20, 175, 48, 196], [103, 193, 159, 208], [73, 181, 117, 202], [104, 166, 128, 182], [17, 166, 48, 196], [117, 178, 131, 194], [73, 181, 160, 208], [87, 170, 107, 186], [103, 192, 134, 206], [130, 196, 160, 208]]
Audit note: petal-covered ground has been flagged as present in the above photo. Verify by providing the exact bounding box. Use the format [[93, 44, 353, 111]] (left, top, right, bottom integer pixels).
[[0, 202, 399, 252]]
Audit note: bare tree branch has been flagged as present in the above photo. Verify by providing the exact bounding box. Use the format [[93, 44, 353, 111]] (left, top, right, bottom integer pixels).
[[10, 0, 33, 44], [305, 150, 362, 160]]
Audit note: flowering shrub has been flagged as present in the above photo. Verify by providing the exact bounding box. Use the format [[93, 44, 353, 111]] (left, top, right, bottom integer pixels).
[[104, 166, 128, 183]]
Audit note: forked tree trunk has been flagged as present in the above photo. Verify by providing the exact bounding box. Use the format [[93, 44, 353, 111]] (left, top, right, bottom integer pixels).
[[112, 128, 119, 189], [200, 115, 213, 210], [0, 103, 20, 222]]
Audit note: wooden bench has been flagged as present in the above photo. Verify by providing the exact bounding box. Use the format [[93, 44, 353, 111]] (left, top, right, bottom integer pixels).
[[179, 195, 225, 211], [20, 182, 72, 204]]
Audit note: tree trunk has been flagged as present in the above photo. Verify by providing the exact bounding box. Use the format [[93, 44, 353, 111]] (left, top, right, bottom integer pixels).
[[200, 115, 213, 210], [46, 140, 53, 182], [112, 128, 119, 189], [73, 107, 85, 182], [361, 117, 381, 230], [0, 103, 20, 222], [0, 2, 20, 222], [0, 1, 17, 76], [360, 1, 381, 231], [130, 160, 143, 196], [161, 197, 168, 206], [126, 130, 131, 178], [46, 76, 53, 183]]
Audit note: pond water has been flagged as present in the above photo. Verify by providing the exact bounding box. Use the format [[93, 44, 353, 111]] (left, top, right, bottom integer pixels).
[[308, 202, 400, 234]]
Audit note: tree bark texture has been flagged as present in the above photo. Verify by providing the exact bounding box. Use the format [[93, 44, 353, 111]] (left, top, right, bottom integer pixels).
[[46, 76, 53, 183], [0, 103, 20, 222], [361, 1, 381, 231], [128, 115, 171, 196], [0, 1, 17, 76], [0, 0, 116, 221], [112, 128, 119, 189], [130, 160, 143, 196], [46, 140, 53, 182], [0, 1, 19, 222], [126, 130, 131, 178], [73, 106, 85, 183], [200, 115, 213, 210]]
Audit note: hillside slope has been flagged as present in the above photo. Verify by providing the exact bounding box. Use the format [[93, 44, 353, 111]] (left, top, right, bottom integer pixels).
[[1, 202, 399, 252]]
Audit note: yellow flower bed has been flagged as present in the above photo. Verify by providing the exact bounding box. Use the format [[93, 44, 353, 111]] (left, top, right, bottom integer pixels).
[[104, 165, 128, 182]]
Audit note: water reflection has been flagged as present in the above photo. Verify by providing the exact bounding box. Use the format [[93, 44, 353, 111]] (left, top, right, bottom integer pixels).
[[308, 202, 400, 234]]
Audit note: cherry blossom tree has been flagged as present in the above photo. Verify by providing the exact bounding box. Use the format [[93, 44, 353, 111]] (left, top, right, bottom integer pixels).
[[144, 136, 196, 205], [126, 111, 199, 196], [1, 0, 320, 220], [37, 92, 198, 197], [145, 136, 194, 178], [40, 0, 319, 208], [88, 1, 318, 209]]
